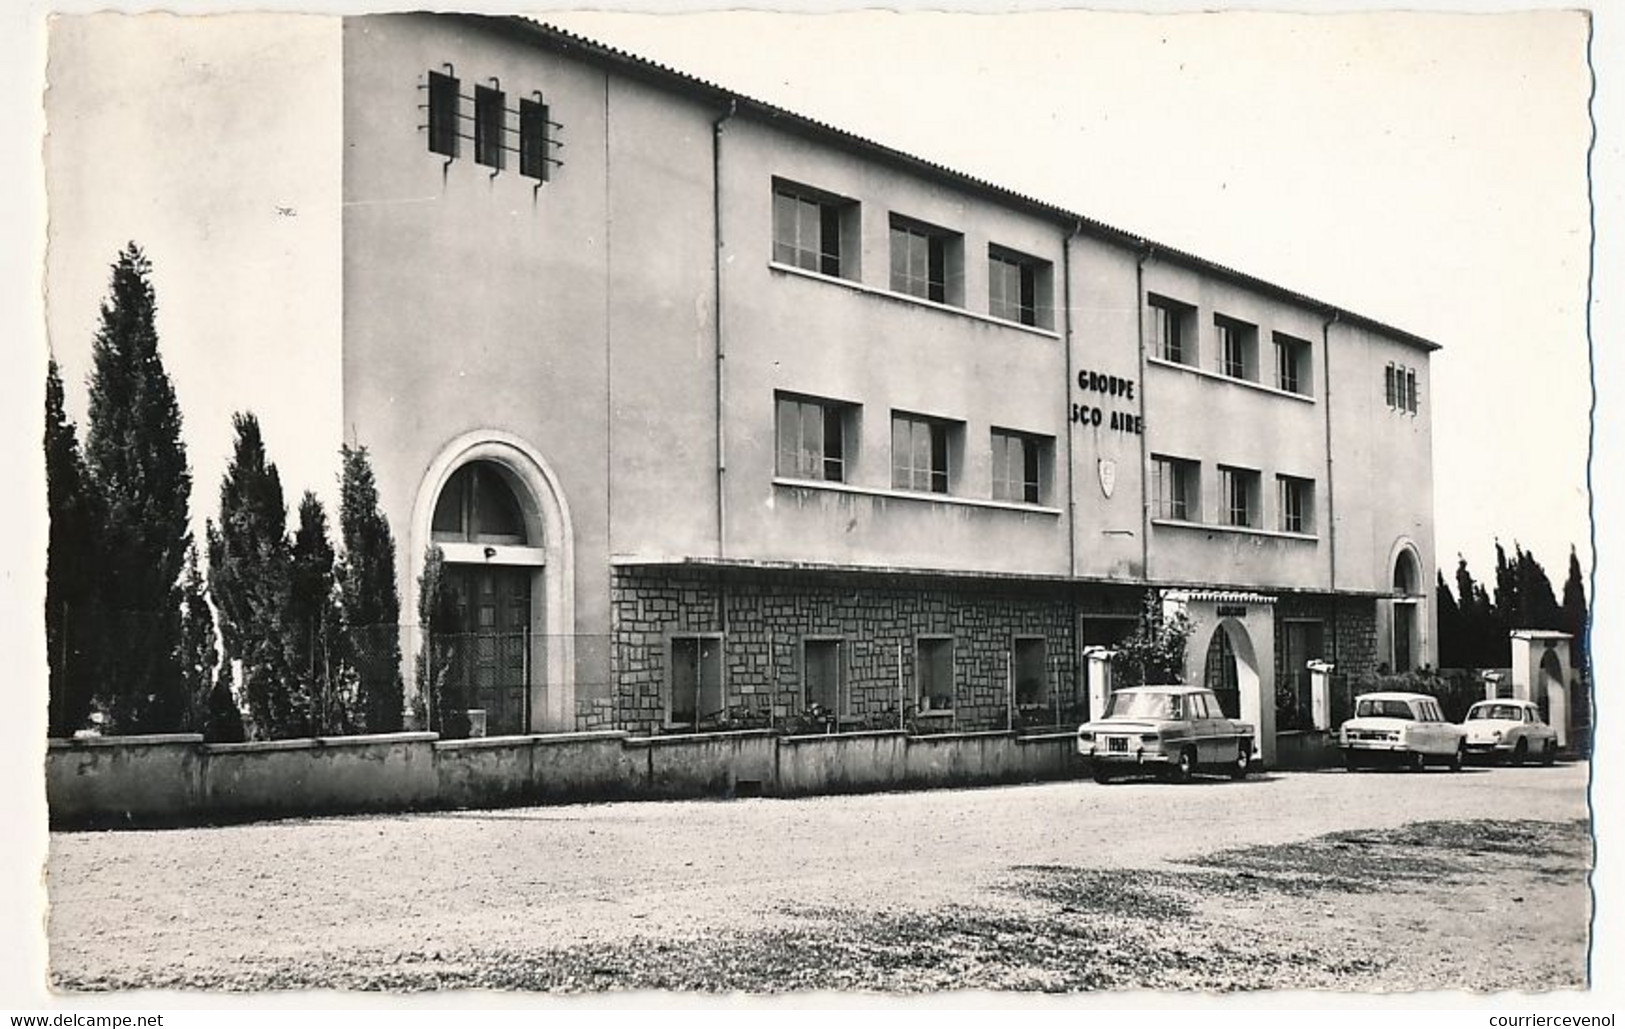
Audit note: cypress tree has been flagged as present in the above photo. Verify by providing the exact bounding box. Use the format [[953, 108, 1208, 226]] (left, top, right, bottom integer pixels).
[[416, 545, 469, 739], [1491, 541, 1520, 665], [208, 412, 305, 739], [82, 244, 192, 732], [337, 444, 403, 733], [289, 491, 345, 734], [1435, 570, 1463, 669], [1515, 545, 1563, 631], [1561, 546, 1589, 673], [44, 358, 101, 736], [176, 541, 219, 734]]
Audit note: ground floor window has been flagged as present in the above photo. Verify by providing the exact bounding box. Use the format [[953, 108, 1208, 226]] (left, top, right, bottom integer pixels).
[[1013, 636, 1047, 706], [669, 635, 723, 727], [917, 636, 954, 713], [1279, 619, 1325, 729], [803, 638, 845, 715]]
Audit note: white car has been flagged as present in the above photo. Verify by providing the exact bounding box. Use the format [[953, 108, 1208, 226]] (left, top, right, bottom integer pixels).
[[1461, 699, 1559, 765], [1338, 691, 1466, 772]]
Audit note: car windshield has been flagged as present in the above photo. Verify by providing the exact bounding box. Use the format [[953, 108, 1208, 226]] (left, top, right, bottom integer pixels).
[[1355, 698, 1415, 720], [1105, 691, 1182, 720], [1468, 704, 1524, 721]]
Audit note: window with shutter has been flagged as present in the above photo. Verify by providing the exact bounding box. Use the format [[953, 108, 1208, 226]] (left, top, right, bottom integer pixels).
[[427, 70, 459, 157]]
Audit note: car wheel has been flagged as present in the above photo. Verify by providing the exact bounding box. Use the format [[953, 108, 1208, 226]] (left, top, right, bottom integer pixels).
[[1407, 751, 1427, 773], [1168, 747, 1197, 784], [1092, 766, 1114, 785], [1542, 740, 1558, 766], [1511, 739, 1528, 766], [1230, 747, 1251, 780], [1448, 743, 1464, 773], [1342, 752, 1361, 772]]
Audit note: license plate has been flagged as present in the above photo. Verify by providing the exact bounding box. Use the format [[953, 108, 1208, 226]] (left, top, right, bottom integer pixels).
[[1107, 736, 1128, 753]]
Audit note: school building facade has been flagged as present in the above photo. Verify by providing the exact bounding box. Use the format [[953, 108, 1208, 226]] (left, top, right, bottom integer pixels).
[[330, 14, 1437, 765]]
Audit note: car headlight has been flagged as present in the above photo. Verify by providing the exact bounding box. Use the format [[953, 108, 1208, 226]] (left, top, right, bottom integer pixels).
[[1078, 732, 1094, 743]]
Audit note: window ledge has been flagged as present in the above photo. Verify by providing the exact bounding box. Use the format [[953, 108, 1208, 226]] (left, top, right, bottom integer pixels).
[[768, 261, 1061, 340], [775, 476, 1062, 515], [1147, 356, 1316, 404], [1152, 517, 1319, 543]]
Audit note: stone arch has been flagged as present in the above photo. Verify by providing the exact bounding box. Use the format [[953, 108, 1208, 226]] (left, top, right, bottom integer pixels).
[[1197, 618, 1264, 732], [409, 430, 576, 733]]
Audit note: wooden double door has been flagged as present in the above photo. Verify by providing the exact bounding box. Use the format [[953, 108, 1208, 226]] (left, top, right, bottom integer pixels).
[[443, 566, 533, 736]]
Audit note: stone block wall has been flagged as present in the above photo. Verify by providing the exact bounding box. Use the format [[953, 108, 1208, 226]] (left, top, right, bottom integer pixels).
[[610, 567, 1128, 735], [1273, 592, 1380, 687]]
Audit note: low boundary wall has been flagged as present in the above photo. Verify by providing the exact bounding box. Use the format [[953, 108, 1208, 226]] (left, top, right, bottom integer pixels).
[[46, 727, 1083, 828]]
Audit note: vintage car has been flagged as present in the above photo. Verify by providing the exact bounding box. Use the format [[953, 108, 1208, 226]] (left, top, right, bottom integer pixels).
[[1075, 684, 1257, 784], [1461, 698, 1559, 765], [1338, 691, 1466, 771]]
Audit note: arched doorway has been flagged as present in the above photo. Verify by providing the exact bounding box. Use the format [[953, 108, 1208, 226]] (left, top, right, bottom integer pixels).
[[429, 462, 537, 735], [411, 431, 576, 734], [1200, 619, 1262, 728], [1390, 547, 1423, 673], [1539, 650, 1567, 745]]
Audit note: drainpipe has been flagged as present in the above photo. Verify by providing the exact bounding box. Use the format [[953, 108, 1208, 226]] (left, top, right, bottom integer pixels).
[[1062, 219, 1082, 581], [1062, 219, 1082, 721], [1134, 241, 1155, 583], [713, 99, 737, 565], [1321, 308, 1341, 593], [712, 101, 736, 662]]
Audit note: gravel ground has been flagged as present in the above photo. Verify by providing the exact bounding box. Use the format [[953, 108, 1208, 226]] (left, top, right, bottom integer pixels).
[[46, 761, 1592, 994]]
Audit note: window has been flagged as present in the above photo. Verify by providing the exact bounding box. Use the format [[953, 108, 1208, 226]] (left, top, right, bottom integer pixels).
[[803, 639, 844, 714], [474, 84, 505, 170], [988, 247, 1051, 328], [1215, 315, 1257, 381], [519, 96, 552, 181], [773, 181, 854, 278], [892, 413, 954, 494], [991, 430, 1049, 504], [669, 635, 723, 726], [917, 637, 954, 713], [1386, 362, 1421, 414], [1148, 295, 1195, 365], [1274, 333, 1312, 395], [432, 462, 528, 544], [776, 393, 852, 482], [427, 70, 460, 158], [1276, 475, 1314, 534], [890, 215, 962, 305], [1218, 465, 1260, 528], [1151, 455, 1200, 522], [1013, 637, 1047, 706]]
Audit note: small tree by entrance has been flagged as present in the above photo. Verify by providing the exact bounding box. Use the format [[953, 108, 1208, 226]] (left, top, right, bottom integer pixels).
[[415, 545, 469, 739], [1111, 595, 1193, 688]]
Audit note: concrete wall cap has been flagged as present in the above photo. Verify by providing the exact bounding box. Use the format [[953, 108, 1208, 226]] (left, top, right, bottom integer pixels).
[[530, 730, 632, 746], [48, 733, 205, 749], [780, 730, 908, 744], [906, 730, 1020, 744], [625, 729, 780, 748], [314, 732, 439, 746]]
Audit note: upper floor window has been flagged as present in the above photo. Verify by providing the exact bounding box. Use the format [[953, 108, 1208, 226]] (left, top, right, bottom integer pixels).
[[474, 84, 505, 170], [1219, 465, 1261, 528], [990, 429, 1051, 505], [890, 215, 963, 305], [1151, 455, 1199, 522], [776, 393, 854, 483], [1215, 314, 1258, 382], [519, 96, 553, 182], [427, 70, 460, 157], [1148, 295, 1195, 366], [987, 246, 1052, 328], [773, 180, 856, 279], [892, 412, 956, 494], [1277, 474, 1314, 534], [1385, 362, 1421, 414], [1274, 333, 1312, 395]]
